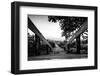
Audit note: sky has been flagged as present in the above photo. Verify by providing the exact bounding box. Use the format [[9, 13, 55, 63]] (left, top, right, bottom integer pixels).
[[28, 15, 65, 41]]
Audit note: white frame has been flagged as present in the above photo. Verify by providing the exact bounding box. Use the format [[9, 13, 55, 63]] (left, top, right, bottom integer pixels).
[[20, 6, 94, 70]]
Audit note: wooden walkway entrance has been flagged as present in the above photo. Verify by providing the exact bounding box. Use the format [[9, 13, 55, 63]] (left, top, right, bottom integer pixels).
[[28, 16, 87, 56]]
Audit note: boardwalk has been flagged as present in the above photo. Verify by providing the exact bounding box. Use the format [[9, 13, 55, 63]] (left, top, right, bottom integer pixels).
[[52, 42, 64, 53], [28, 43, 87, 61], [28, 51, 87, 61]]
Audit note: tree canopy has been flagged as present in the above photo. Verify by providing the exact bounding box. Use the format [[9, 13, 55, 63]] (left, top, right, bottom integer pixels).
[[48, 16, 88, 40]]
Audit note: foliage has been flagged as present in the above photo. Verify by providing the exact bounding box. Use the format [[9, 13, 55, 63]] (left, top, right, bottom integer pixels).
[[48, 16, 87, 39]]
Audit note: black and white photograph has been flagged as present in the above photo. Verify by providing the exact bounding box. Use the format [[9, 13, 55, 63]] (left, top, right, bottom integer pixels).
[[28, 15, 88, 61], [11, 2, 97, 74]]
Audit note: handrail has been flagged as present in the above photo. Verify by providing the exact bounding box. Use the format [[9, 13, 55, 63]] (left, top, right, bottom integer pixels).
[[28, 17, 53, 50], [67, 21, 87, 44]]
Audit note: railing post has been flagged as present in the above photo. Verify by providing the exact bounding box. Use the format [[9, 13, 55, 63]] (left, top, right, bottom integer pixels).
[[76, 35, 81, 54], [35, 34, 40, 55]]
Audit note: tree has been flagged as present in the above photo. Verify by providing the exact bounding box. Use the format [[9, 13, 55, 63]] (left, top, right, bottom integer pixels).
[[48, 16, 87, 54]]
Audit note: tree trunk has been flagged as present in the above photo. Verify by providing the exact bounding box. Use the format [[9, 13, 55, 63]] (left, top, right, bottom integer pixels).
[[76, 35, 81, 54]]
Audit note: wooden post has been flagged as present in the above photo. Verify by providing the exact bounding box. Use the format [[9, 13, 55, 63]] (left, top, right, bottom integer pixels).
[[46, 45, 50, 54], [76, 35, 81, 54], [67, 44, 70, 53], [35, 34, 40, 55]]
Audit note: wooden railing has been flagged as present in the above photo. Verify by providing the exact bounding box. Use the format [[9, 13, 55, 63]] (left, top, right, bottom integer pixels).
[[28, 17, 53, 50]]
